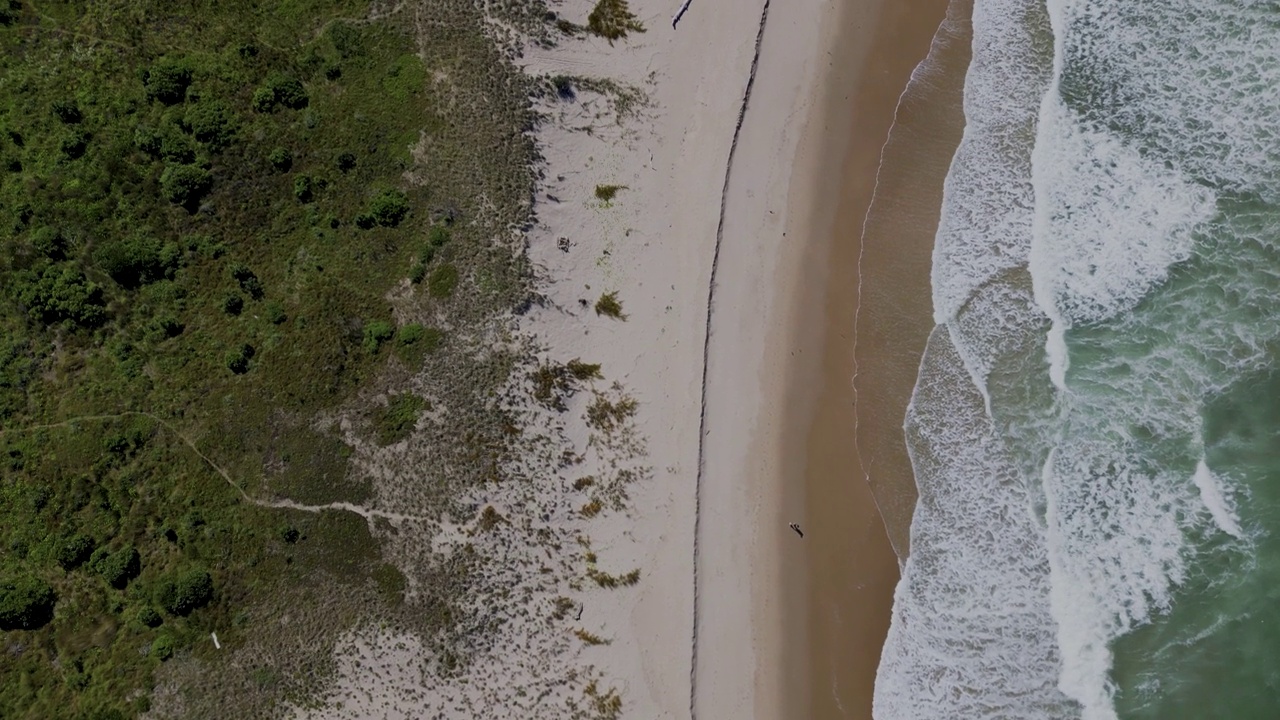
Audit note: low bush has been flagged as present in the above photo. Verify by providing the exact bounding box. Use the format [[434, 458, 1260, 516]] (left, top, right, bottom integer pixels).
[[373, 393, 425, 445], [594, 291, 624, 319], [160, 164, 213, 207], [155, 568, 214, 616], [144, 59, 192, 104], [363, 320, 395, 354], [0, 573, 55, 631]]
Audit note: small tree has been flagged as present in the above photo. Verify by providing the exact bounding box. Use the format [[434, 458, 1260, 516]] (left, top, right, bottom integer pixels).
[[363, 320, 395, 353], [253, 74, 308, 112], [0, 573, 55, 630], [30, 227, 68, 260], [93, 546, 142, 589], [15, 265, 107, 327], [94, 235, 176, 288], [155, 568, 214, 616], [225, 343, 253, 374], [145, 60, 193, 105], [293, 175, 314, 202], [51, 100, 82, 124], [268, 147, 292, 171], [160, 164, 212, 207], [221, 293, 244, 316], [56, 534, 95, 570], [359, 189, 410, 228], [182, 101, 237, 151]]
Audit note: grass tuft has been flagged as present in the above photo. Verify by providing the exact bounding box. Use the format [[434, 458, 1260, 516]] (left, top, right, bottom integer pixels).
[[587, 0, 645, 43], [594, 184, 626, 202], [574, 628, 610, 645], [594, 291, 625, 319]]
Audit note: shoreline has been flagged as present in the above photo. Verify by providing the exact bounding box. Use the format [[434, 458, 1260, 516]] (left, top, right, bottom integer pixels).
[[775, 0, 966, 718]]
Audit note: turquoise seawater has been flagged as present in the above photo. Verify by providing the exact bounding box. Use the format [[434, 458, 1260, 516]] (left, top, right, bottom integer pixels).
[[873, 1, 1280, 718]]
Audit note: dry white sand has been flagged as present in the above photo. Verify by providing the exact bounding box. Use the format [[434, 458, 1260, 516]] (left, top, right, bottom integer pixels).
[[288, 0, 861, 717]]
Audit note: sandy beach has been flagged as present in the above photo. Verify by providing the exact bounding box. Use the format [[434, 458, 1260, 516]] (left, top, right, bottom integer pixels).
[[790, 1, 975, 718], [287, 0, 959, 716]]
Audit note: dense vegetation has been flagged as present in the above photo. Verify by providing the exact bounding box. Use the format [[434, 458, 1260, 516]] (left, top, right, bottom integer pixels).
[[0, 0, 542, 717]]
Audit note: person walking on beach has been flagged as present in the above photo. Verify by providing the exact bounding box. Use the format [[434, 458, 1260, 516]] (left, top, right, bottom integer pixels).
[[789, 522, 804, 538]]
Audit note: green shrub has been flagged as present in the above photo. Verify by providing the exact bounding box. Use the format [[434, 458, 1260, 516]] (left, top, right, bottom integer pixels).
[[408, 262, 426, 284], [254, 74, 309, 112], [251, 86, 276, 113], [362, 320, 395, 353], [94, 235, 177, 288], [136, 606, 162, 628], [60, 129, 88, 159], [93, 546, 142, 589], [160, 164, 213, 207], [144, 60, 192, 104], [158, 128, 196, 163], [15, 266, 107, 327], [30, 227, 68, 260], [0, 3, 19, 26], [427, 225, 451, 248], [427, 264, 458, 298], [0, 573, 55, 630], [225, 343, 253, 374], [229, 263, 264, 299], [293, 175, 314, 202], [594, 184, 625, 202], [221, 293, 244, 315], [155, 568, 213, 616], [154, 316, 185, 338], [268, 146, 292, 171], [397, 323, 440, 349], [327, 21, 365, 58], [371, 563, 406, 605], [56, 534, 95, 569], [150, 634, 176, 661], [373, 393, 425, 445], [51, 100, 83, 124], [394, 324, 441, 366], [182, 101, 237, 151], [587, 0, 645, 42], [266, 301, 287, 324], [362, 189, 409, 228], [594, 291, 624, 319], [271, 75, 309, 109]]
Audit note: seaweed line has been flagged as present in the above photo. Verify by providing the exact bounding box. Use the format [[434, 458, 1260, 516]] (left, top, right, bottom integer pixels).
[[689, 0, 773, 716]]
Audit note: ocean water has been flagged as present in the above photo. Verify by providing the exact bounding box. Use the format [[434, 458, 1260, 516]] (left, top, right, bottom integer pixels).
[[874, 0, 1280, 718]]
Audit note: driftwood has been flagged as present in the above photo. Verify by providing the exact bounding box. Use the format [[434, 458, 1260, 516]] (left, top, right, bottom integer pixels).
[[672, 0, 692, 28]]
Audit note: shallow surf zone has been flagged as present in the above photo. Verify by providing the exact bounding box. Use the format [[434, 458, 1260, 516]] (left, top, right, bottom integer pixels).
[[874, 1, 1280, 718]]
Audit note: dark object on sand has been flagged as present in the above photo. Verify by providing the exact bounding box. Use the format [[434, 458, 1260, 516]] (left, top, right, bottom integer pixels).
[[672, 0, 692, 28], [789, 522, 804, 538]]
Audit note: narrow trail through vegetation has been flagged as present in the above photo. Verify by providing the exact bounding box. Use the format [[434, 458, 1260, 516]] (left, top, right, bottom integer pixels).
[[0, 412, 425, 527]]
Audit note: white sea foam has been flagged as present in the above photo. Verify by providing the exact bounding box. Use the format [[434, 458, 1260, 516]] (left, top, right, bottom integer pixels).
[[875, 329, 1076, 719], [1027, 97, 1215, 327], [929, 0, 1050, 326], [874, 0, 1073, 716], [877, 0, 1280, 717], [1191, 458, 1243, 540]]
